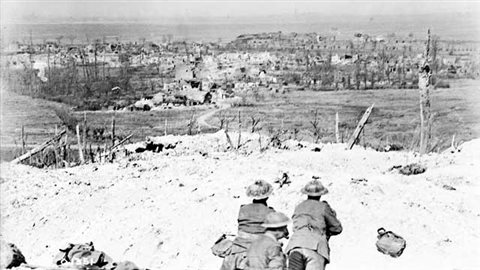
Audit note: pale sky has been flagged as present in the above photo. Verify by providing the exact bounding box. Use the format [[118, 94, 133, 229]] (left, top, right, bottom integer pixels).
[[1, 0, 479, 23]]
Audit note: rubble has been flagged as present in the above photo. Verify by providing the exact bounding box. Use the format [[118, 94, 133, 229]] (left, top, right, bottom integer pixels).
[[398, 163, 427, 175]]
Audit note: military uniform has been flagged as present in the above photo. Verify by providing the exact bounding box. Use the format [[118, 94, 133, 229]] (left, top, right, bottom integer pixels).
[[245, 234, 286, 270], [238, 203, 276, 234], [221, 202, 275, 270], [286, 200, 342, 270]]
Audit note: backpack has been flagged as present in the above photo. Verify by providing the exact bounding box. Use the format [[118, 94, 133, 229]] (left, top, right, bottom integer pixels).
[[211, 234, 233, 258], [53, 242, 114, 268], [375, 228, 406, 258]]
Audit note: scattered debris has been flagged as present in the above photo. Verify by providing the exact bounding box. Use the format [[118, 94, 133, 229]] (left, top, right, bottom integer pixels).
[[383, 144, 404, 152], [442, 184, 456, 191], [136, 142, 163, 153], [389, 163, 426, 175], [133, 137, 179, 153], [388, 165, 402, 171], [398, 163, 427, 175], [53, 242, 113, 269], [274, 172, 291, 188], [351, 178, 368, 184]]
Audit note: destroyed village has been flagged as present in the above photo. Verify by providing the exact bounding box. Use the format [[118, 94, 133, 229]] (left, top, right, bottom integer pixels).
[[0, 2, 479, 270]]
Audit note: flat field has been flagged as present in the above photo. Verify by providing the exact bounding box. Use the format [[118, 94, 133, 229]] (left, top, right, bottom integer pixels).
[[1, 80, 479, 160], [0, 89, 212, 160], [212, 80, 480, 151]]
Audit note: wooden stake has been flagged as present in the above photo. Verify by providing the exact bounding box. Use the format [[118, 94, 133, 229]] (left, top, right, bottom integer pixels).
[[111, 115, 116, 147], [362, 127, 366, 149], [101, 133, 134, 158], [76, 124, 85, 164], [64, 133, 69, 163], [89, 143, 94, 163], [53, 145, 60, 169], [164, 119, 167, 136], [12, 129, 66, 164], [237, 111, 241, 149], [346, 104, 374, 150], [83, 111, 87, 145], [21, 125, 26, 154], [335, 112, 339, 143], [67, 143, 71, 165], [224, 122, 235, 150]]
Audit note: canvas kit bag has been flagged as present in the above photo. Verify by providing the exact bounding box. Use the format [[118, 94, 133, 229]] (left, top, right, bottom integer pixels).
[[53, 242, 114, 268], [211, 234, 234, 258], [376, 228, 406, 258]]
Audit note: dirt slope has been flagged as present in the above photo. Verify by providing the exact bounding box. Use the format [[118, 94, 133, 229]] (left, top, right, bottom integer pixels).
[[1, 131, 479, 270]]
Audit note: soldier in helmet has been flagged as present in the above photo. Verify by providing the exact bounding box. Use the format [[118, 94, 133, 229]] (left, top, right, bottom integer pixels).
[[286, 180, 342, 270], [245, 212, 290, 270], [221, 180, 276, 270]]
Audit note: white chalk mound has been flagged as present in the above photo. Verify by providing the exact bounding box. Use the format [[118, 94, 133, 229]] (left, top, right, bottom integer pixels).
[[1, 134, 479, 270]]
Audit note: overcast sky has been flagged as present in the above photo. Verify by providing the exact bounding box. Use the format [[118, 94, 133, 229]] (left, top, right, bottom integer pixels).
[[1, 0, 479, 23]]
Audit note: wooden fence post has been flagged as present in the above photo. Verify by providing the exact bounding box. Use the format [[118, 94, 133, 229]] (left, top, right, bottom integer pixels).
[[335, 112, 339, 143], [21, 125, 26, 154], [237, 111, 242, 149], [111, 115, 116, 147], [164, 119, 167, 136], [76, 124, 85, 164]]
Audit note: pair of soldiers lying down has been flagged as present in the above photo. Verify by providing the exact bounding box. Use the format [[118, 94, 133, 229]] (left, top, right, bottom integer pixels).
[[221, 179, 342, 270]]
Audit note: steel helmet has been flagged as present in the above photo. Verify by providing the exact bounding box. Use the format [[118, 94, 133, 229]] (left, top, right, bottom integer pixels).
[[301, 179, 329, 196], [262, 212, 290, 228], [246, 180, 273, 199]]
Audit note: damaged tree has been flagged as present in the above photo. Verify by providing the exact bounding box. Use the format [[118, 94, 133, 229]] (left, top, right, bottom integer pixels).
[[419, 29, 433, 155]]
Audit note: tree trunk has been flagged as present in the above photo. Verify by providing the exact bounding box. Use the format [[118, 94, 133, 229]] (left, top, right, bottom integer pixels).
[[419, 29, 432, 155]]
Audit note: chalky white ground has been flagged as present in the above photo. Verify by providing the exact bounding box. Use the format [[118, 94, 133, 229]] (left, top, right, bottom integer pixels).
[[1, 131, 479, 270]]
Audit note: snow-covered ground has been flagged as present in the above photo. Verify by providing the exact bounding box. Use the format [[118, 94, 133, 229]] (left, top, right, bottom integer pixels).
[[1, 132, 479, 270]]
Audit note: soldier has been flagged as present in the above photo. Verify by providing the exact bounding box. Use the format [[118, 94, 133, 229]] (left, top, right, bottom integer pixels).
[[245, 212, 290, 270], [221, 180, 276, 270], [286, 180, 342, 270]]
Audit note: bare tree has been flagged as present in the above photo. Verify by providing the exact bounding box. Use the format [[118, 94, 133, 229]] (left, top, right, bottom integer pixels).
[[250, 115, 261, 133]]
